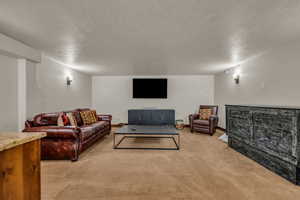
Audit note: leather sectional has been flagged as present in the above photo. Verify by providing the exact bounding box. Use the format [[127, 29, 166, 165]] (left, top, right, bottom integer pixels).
[[23, 108, 112, 161]]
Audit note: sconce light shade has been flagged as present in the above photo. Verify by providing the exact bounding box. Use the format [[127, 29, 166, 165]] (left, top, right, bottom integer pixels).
[[66, 76, 72, 86]]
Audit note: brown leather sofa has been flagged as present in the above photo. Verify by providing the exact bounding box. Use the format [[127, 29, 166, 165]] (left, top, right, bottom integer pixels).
[[23, 108, 112, 161], [189, 105, 219, 135]]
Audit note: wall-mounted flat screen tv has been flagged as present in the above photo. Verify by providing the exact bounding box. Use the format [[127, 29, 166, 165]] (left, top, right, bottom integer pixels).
[[133, 78, 167, 99]]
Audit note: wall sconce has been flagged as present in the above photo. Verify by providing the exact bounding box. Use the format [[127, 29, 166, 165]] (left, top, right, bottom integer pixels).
[[66, 76, 73, 86], [224, 65, 241, 84], [233, 73, 240, 84]]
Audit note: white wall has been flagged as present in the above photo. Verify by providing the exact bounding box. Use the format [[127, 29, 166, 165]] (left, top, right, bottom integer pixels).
[[215, 42, 300, 128], [92, 75, 214, 124], [17, 59, 27, 131], [0, 53, 92, 131], [0, 33, 41, 62], [26, 56, 92, 119], [0, 54, 18, 131]]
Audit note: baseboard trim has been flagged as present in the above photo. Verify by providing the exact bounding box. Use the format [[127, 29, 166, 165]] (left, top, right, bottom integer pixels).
[[112, 123, 190, 127], [111, 123, 128, 127], [112, 123, 225, 132]]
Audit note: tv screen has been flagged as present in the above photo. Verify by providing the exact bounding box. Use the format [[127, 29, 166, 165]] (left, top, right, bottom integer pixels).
[[133, 78, 167, 98]]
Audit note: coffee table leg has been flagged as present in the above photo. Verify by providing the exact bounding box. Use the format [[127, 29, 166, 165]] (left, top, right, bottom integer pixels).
[[113, 133, 116, 149], [171, 136, 180, 150]]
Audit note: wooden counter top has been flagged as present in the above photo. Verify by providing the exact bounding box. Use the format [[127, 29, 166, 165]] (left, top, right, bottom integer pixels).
[[0, 132, 46, 152]]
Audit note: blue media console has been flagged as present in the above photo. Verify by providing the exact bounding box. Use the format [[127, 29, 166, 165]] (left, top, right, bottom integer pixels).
[[128, 109, 175, 125]]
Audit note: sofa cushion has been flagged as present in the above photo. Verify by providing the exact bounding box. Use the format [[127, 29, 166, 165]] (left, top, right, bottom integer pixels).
[[79, 121, 108, 141], [79, 126, 96, 141], [89, 121, 108, 132], [193, 119, 209, 126]]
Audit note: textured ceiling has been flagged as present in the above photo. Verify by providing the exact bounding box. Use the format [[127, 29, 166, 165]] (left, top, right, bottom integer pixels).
[[0, 0, 299, 75]]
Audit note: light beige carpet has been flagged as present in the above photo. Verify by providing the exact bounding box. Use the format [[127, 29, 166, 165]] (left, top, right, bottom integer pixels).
[[42, 128, 300, 200]]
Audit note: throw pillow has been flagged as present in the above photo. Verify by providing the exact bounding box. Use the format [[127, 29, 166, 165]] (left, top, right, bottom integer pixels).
[[66, 112, 78, 127], [80, 111, 97, 125], [57, 113, 64, 126], [57, 113, 70, 126], [91, 110, 98, 121], [73, 111, 83, 126], [199, 109, 212, 120], [62, 114, 70, 126]]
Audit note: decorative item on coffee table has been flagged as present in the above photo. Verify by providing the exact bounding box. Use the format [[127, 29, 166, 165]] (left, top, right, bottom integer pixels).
[[175, 119, 184, 130]]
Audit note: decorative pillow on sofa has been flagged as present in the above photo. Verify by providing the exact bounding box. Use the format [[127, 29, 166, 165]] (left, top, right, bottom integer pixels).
[[199, 109, 212, 120], [57, 113, 70, 126], [73, 111, 84, 126], [66, 112, 78, 127], [80, 110, 97, 125], [57, 113, 64, 126], [91, 110, 98, 120]]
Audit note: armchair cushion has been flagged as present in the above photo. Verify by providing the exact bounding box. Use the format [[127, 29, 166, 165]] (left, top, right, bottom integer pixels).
[[193, 119, 209, 126], [199, 109, 212, 120]]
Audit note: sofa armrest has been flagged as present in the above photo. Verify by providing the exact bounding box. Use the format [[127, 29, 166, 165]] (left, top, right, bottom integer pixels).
[[189, 114, 199, 131], [209, 115, 218, 123], [97, 114, 112, 121], [97, 114, 112, 131], [25, 120, 34, 128], [189, 114, 199, 121], [209, 115, 219, 132], [23, 126, 81, 140]]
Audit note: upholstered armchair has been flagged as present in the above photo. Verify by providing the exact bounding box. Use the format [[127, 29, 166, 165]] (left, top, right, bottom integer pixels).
[[189, 105, 219, 135]]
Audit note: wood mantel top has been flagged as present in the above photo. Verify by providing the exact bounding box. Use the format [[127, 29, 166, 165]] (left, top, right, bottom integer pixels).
[[0, 132, 46, 152]]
